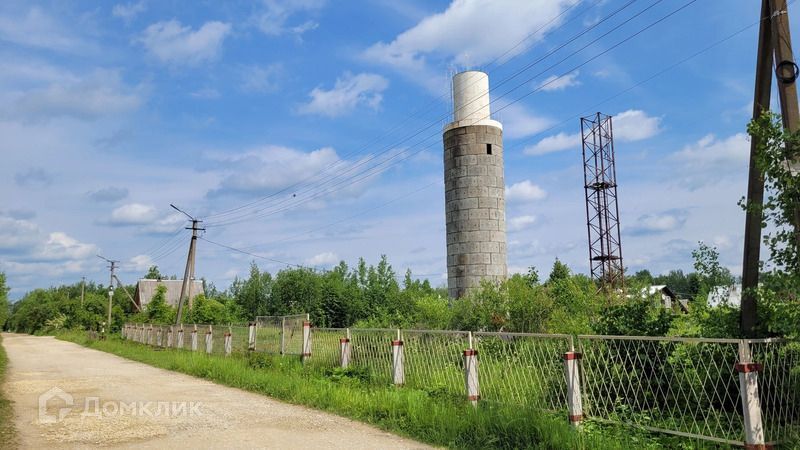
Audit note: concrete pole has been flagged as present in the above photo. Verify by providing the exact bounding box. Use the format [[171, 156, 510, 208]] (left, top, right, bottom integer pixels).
[[177, 324, 184, 348], [156, 327, 163, 347], [191, 324, 198, 351], [340, 329, 351, 368], [302, 321, 312, 363], [224, 328, 232, 356], [80, 276, 85, 307], [106, 287, 114, 335], [205, 325, 213, 354], [248, 322, 257, 351], [563, 351, 584, 425], [737, 341, 766, 448], [464, 332, 479, 406], [392, 329, 404, 386], [167, 326, 173, 348], [280, 317, 286, 355], [176, 219, 203, 325]]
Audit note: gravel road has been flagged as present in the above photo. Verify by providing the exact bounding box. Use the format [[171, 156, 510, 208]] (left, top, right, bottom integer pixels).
[[1, 333, 432, 449]]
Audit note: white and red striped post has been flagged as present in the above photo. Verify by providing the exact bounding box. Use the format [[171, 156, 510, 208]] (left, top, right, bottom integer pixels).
[[156, 327, 163, 347], [563, 350, 583, 426], [248, 322, 257, 351], [302, 321, 312, 363], [205, 325, 213, 354], [737, 341, 767, 449], [340, 328, 351, 368], [167, 326, 174, 348], [121, 324, 127, 340], [224, 328, 232, 356], [191, 324, 198, 351], [177, 324, 184, 348], [392, 329, 405, 385], [464, 332, 479, 406]]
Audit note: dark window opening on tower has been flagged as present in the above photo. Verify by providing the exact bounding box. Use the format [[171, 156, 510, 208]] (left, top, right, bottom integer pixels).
[[486, 143, 492, 155]]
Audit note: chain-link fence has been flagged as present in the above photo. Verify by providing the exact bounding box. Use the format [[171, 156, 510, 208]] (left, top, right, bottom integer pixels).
[[121, 322, 799, 447]]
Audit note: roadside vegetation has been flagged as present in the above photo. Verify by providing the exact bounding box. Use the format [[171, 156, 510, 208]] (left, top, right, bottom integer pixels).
[[58, 330, 718, 449], [0, 335, 17, 449]]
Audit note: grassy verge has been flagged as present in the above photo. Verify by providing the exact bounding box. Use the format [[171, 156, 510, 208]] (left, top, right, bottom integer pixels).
[[57, 331, 705, 449], [0, 335, 18, 449]]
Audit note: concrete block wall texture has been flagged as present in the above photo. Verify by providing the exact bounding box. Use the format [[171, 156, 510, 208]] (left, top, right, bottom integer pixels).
[[444, 124, 507, 298]]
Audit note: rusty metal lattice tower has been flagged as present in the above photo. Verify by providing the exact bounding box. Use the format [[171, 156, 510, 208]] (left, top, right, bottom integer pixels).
[[581, 112, 624, 289]]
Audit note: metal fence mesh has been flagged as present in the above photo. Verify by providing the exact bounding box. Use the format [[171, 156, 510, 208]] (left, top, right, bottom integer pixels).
[[122, 322, 800, 446]]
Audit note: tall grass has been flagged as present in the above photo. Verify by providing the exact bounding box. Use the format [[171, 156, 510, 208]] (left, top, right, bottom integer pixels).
[[58, 330, 719, 449], [0, 335, 18, 449]]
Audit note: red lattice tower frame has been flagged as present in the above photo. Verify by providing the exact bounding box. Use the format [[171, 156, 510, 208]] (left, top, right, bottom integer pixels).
[[581, 112, 624, 289]]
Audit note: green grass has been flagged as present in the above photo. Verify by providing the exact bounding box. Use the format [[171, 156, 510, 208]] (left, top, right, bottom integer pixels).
[[0, 335, 18, 449], [58, 330, 710, 449]]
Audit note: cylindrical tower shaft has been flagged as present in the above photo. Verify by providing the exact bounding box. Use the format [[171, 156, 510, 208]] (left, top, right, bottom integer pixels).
[[443, 71, 507, 299]]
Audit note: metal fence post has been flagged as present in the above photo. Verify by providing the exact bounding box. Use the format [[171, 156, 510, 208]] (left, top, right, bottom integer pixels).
[[392, 329, 404, 385], [191, 324, 198, 351], [205, 325, 213, 354], [177, 325, 184, 349], [464, 331, 479, 406], [248, 322, 256, 351], [340, 328, 351, 368], [737, 340, 766, 449], [563, 343, 584, 426], [302, 320, 312, 363], [224, 328, 232, 356], [280, 317, 286, 355]]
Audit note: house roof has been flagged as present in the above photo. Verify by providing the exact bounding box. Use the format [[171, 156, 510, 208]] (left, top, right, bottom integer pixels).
[[133, 279, 204, 308]]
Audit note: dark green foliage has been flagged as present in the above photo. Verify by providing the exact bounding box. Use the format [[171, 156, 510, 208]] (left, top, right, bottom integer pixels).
[[0, 273, 9, 330], [595, 298, 674, 336]]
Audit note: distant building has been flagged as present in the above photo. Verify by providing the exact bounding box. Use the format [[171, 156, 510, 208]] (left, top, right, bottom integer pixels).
[[640, 285, 689, 313], [133, 279, 204, 309], [707, 284, 742, 308]]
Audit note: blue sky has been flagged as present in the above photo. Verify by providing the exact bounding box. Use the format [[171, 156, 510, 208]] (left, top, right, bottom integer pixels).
[[0, 0, 788, 298]]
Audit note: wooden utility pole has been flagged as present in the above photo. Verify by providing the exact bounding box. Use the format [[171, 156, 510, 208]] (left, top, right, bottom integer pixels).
[[741, 0, 800, 337], [172, 204, 204, 325]]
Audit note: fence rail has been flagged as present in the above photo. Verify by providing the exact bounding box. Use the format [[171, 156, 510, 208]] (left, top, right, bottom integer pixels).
[[121, 322, 799, 447]]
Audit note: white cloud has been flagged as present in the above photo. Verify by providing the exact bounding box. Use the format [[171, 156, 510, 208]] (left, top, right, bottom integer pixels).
[[613, 109, 662, 141], [669, 133, 750, 188], [524, 110, 660, 156], [505, 180, 546, 202], [305, 251, 339, 266], [39, 232, 96, 262], [498, 103, 553, 140], [298, 72, 388, 118], [0, 7, 87, 52], [0, 216, 40, 251], [139, 20, 231, 66], [508, 215, 537, 232], [88, 186, 129, 203], [538, 71, 580, 92], [112, 2, 147, 23], [109, 203, 159, 225], [523, 132, 579, 156], [11, 69, 142, 121], [364, 0, 577, 71], [628, 210, 689, 236], [240, 64, 282, 93], [253, 0, 325, 37], [0, 214, 97, 268], [128, 254, 154, 271], [208, 145, 341, 197]]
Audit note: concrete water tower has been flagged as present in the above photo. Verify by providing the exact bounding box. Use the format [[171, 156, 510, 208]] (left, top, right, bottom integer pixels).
[[443, 71, 507, 299]]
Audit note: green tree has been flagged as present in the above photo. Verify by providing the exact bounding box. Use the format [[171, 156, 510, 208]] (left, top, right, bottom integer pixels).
[[0, 273, 9, 329], [547, 259, 570, 283], [145, 285, 174, 324]]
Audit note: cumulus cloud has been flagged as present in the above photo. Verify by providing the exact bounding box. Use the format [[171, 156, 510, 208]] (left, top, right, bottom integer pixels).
[[109, 203, 159, 225], [523, 132, 579, 156], [0, 215, 97, 268], [505, 180, 546, 202], [508, 215, 537, 232], [240, 64, 282, 93], [298, 72, 388, 117], [128, 254, 155, 271], [0, 7, 87, 52], [88, 186, 129, 203], [670, 133, 749, 188], [139, 20, 231, 66], [305, 251, 338, 266], [627, 209, 689, 236], [252, 0, 325, 37], [11, 69, 142, 121], [208, 145, 340, 197], [364, 0, 577, 71], [524, 110, 660, 156], [112, 2, 147, 23], [14, 167, 53, 187], [538, 71, 580, 92], [498, 103, 553, 140]]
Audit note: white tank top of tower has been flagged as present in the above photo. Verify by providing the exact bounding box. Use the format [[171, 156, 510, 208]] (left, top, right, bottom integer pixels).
[[445, 71, 503, 132]]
